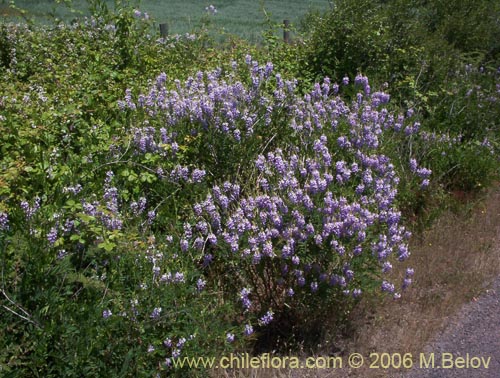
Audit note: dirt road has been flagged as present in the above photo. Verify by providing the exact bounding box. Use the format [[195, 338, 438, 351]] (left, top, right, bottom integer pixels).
[[402, 276, 500, 377]]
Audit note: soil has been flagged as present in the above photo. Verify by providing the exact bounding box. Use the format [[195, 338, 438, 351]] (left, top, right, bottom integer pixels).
[[402, 276, 500, 377]]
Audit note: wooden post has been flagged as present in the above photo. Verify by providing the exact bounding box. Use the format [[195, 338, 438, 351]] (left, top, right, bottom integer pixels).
[[283, 19, 290, 44], [159, 23, 168, 38]]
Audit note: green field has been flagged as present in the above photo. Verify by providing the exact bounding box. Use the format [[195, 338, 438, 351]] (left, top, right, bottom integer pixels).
[[2, 0, 332, 41]]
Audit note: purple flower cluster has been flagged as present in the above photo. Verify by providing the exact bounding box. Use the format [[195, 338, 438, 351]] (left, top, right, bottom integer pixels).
[[205, 5, 217, 15], [132, 9, 149, 20], [409, 158, 432, 189], [20, 197, 40, 220], [258, 310, 274, 326], [150, 307, 162, 320], [47, 227, 58, 245], [0, 212, 8, 231], [78, 173, 124, 231], [355, 73, 370, 95], [130, 197, 147, 216], [196, 278, 206, 291], [75, 171, 163, 233], [158, 271, 185, 285], [119, 56, 298, 161], [62, 184, 83, 195], [402, 267, 415, 290], [102, 309, 112, 319], [163, 335, 194, 362], [168, 165, 206, 184], [239, 288, 252, 310], [244, 324, 254, 336], [187, 140, 413, 304]]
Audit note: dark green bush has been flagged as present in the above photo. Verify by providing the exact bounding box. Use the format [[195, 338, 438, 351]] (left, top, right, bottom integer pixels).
[[299, 0, 500, 194], [300, 0, 392, 84]]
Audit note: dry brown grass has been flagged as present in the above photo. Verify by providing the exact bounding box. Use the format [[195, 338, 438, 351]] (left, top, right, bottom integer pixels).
[[211, 185, 500, 378]]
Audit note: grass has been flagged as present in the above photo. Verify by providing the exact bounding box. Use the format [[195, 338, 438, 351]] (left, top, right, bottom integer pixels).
[[2, 0, 332, 42]]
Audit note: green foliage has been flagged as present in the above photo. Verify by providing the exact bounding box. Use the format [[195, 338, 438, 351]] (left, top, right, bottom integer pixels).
[[413, 0, 500, 58], [0, 5, 240, 377], [300, 0, 500, 192], [301, 0, 392, 83], [0, 0, 499, 376]]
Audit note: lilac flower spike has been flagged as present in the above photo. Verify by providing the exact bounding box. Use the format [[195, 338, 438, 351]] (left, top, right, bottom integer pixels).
[[150, 307, 162, 319], [258, 310, 274, 326], [244, 324, 254, 336], [240, 288, 252, 309]]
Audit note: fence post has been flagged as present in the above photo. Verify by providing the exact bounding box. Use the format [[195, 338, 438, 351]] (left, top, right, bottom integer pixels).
[[283, 19, 290, 44], [159, 23, 168, 38]]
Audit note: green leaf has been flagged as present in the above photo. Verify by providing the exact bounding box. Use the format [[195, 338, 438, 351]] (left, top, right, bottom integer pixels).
[[98, 241, 116, 252], [76, 213, 95, 222]]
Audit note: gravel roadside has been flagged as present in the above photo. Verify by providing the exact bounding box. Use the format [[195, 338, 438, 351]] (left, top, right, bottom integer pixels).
[[402, 276, 500, 378]]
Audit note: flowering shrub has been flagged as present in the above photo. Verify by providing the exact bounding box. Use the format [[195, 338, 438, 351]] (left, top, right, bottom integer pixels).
[[116, 57, 436, 350], [0, 4, 498, 376], [0, 47, 437, 374]]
